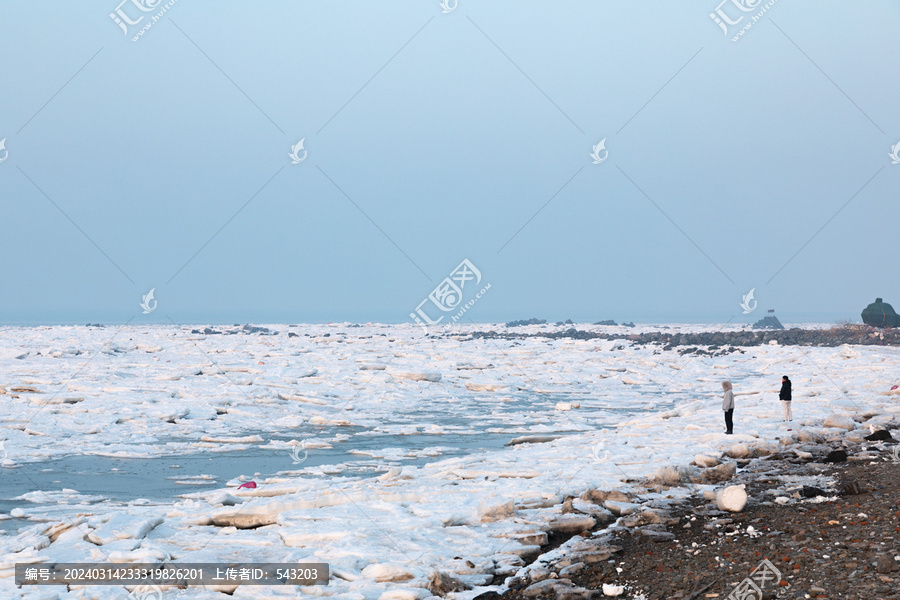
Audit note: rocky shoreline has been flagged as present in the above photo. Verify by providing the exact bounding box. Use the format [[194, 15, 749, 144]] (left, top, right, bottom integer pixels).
[[461, 325, 900, 349], [467, 416, 900, 600]]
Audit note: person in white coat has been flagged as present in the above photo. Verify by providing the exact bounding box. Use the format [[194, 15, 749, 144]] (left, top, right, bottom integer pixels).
[[722, 381, 734, 435]]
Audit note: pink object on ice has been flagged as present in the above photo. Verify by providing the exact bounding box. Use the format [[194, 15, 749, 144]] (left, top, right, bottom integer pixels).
[[892, 385, 899, 391], [237, 481, 257, 489]]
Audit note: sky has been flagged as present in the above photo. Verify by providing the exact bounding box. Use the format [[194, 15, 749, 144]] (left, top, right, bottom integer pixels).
[[1, 1, 898, 326]]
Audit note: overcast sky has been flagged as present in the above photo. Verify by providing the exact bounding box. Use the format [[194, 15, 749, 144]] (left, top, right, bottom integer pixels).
[[1, 1, 898, 326]]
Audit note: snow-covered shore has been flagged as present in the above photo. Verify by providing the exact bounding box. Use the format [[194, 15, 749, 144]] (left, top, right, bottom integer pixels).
[[0, 323, 898, 599]]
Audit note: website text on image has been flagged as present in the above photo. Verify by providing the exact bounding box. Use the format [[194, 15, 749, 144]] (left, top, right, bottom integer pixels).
[[410, 259, 491, 334]]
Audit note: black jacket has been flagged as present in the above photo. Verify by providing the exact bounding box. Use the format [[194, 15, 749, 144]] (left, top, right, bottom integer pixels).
[[779, 379, 792, 401]]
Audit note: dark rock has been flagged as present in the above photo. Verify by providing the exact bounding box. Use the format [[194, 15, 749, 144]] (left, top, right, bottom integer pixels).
[[242, 324, 271, 334], [753, 316, 785, 330], [864, 429, 894, 441], [800, 486, 830, 498], [824, 450, 848, 463], [839, 478, 865, 495], [288, 332, 298, 338], [862, 298, 900, 328], [472, 592, 502, 600], [594, 320, 617, 326], [622, 322, 636, 327], [506, 318, 547, 327]]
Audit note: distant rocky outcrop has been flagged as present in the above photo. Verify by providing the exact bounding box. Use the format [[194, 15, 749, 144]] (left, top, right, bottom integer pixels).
[[506, 318, 547, 327], [594, 320, 617, 326], [466, 324, 900, 348], [189, 324, 277, 335], [862, 298, 900, 328], [752, 315, 784, 330]]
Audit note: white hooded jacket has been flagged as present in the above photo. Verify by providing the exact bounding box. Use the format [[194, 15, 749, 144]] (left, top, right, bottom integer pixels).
[[722, 389, 734, 411]]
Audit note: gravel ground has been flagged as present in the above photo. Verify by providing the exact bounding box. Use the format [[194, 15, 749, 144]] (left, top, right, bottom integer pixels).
[[492, 435, 900, 600]]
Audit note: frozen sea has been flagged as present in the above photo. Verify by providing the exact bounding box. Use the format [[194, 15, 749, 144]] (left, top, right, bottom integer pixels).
[[0, 322, 897, 599]]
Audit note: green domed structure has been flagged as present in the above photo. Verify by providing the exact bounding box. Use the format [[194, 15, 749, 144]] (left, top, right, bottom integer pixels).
[[861, 298, 900, 328]]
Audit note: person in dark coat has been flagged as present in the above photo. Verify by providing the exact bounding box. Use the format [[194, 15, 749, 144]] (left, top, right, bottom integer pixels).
[[779, 375, 792, 422]]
